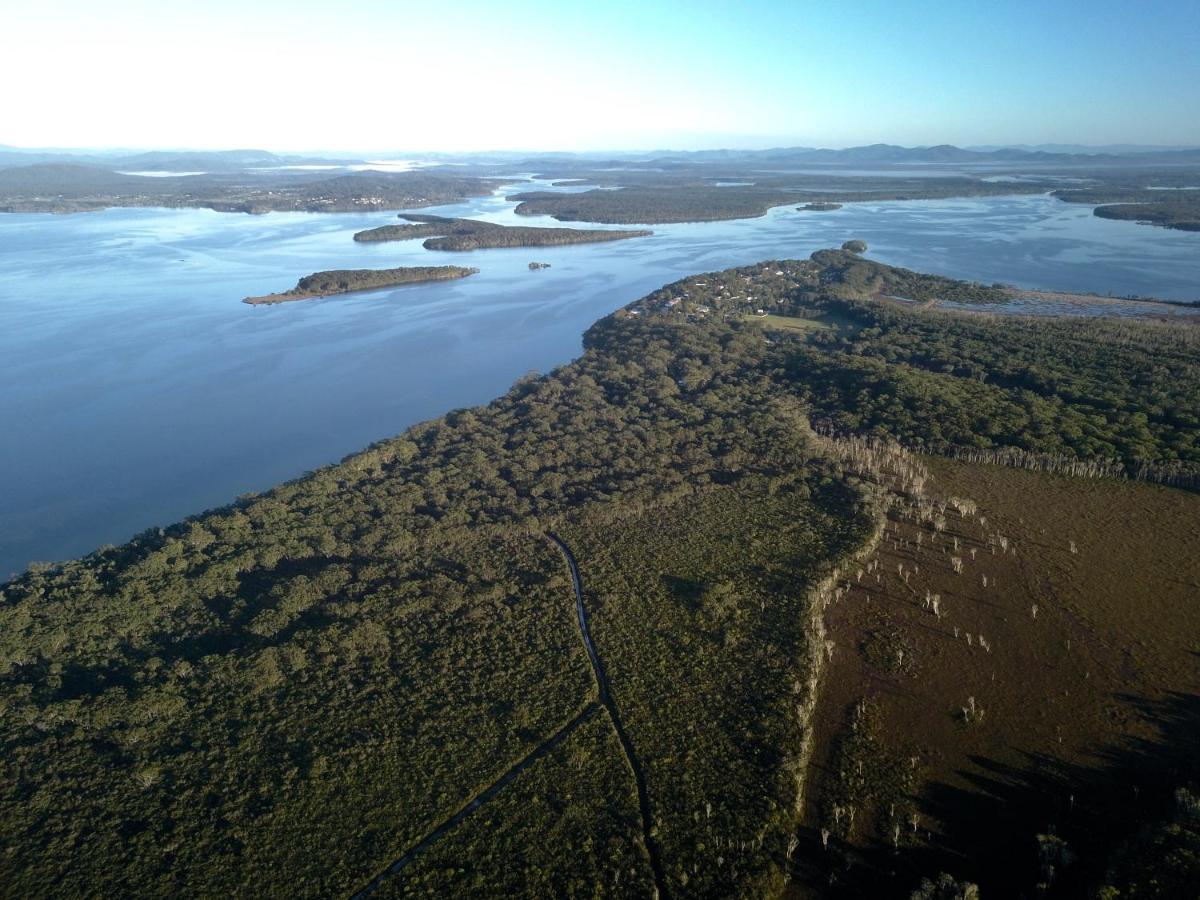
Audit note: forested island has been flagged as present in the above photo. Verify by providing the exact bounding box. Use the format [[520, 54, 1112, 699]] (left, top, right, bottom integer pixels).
[[798, 201, 843, 211], [2, 250, 1198, 898], [352, 214, 651, 249], [243, 266, 477, 304]]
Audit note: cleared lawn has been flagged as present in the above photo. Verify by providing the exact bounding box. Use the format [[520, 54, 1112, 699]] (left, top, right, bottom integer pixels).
[[744, 313, 839, 335]]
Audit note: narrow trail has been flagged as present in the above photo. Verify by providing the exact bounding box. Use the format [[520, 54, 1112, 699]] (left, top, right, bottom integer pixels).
[[545, 532, 669, 900], [352, 704, 599, 899]]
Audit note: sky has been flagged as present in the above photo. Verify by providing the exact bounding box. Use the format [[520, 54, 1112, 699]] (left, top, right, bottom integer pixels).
[[4, 0, 1199, 153]]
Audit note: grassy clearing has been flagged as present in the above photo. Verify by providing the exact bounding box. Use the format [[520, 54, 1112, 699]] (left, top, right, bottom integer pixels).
[[743, 313, 839, 335]]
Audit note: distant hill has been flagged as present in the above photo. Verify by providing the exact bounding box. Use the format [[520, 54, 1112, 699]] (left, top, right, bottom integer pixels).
[[5, 142, 1200, 173], [0, 146, 363, 172], [107, 149, 288, 172], [969, 143, 1198, 154], [576, 143, 1200, 168], [0, 164, 148, 192]]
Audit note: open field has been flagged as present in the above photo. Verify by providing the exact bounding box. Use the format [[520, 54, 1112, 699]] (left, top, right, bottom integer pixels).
[[792, 458, 1200, 897], [743, 313, 839, 335]]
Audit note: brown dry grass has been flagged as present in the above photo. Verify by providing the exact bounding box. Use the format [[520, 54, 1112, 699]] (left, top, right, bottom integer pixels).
[[792, 459, 1200, 897]]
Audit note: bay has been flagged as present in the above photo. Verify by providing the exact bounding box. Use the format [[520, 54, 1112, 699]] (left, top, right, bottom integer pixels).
[[1, 185, 1198, 577]]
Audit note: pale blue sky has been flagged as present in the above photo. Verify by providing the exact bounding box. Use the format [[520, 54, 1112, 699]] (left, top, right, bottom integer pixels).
[[5, 0, 1198, 152]]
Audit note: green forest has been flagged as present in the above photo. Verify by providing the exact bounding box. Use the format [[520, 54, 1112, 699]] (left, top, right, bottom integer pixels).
[[507, 181, 1044, 225], [1055, 185, 1200, 231], [2, 249, 1197, 896]]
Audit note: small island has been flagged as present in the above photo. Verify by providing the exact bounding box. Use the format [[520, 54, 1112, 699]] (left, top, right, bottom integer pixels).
[[243, 265, 478, 305], [798, 201, 843, 211], [841, 239, 868, 253], [353, 214, 651, 250], [528, 262, 551, 270]]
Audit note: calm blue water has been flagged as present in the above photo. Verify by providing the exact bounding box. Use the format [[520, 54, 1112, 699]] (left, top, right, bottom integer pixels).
[[2, 186, 1199, 578]]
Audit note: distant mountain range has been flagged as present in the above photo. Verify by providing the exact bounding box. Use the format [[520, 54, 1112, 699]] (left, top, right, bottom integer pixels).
[[632, 142, 1200, 166], [434, 143, 1200, 168], [2, 142, 1199, 175], [0, 147, 362, 172], [967, 143, 1198, 155]]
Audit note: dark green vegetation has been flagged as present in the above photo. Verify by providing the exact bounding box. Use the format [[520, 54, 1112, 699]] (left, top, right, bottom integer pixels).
[[1092, 201, 1200, 231], [1097, 788, 1200, 898], [1055, 183, 1200, 231], [507, 179, 1043, 225], [820, 698, 918, 848], [798, 202, 842, 212], [4, 249, 1198, 897], [243, 266, 478, 305], [384, 711, 654, 897], [0, 265, 877, 896], [0, 164, 502, 214], [560, 481, 870, 896], [630, 249, 1198, 478], [352, 214, 651, 250], [500, 151, 1200, 226]]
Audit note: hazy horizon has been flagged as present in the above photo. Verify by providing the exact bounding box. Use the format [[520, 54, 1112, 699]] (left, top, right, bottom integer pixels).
[[3, 140, 1199, 160], [6, 0, 1198, 153]]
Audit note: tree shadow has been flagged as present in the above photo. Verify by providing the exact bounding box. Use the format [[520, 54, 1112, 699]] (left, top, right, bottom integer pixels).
[[793, 687, 1200, 897]]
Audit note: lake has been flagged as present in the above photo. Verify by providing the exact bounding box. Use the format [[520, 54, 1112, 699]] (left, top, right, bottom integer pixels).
[[2, 185, 1199, 578]]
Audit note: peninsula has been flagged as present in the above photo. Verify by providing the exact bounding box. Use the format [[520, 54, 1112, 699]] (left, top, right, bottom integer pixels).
[[352, 214, 651, 250], [4, 249, 1199, 899], [242, 265, 477, 305]]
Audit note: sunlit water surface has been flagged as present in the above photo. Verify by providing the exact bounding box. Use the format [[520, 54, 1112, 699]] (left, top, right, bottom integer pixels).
[[2, 185, 1198, 576]]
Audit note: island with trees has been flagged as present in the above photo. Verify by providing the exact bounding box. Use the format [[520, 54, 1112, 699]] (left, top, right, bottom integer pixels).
[[352, 214, 651, 250], [798, 201, 843, 211], [243, 265, 478, 305]]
